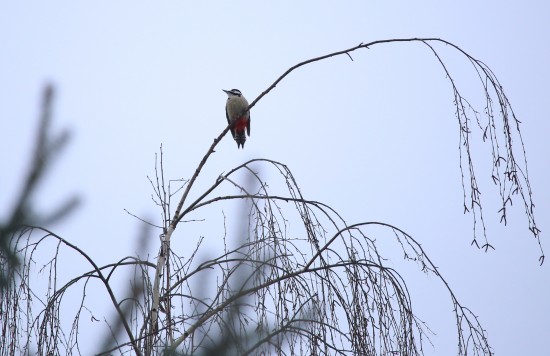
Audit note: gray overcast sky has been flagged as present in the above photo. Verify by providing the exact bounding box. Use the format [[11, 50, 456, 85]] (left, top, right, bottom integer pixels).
[[1, 2, 549, 355]]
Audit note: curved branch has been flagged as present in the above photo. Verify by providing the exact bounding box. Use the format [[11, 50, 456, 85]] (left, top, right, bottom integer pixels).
[[23, 226, 142, 356]]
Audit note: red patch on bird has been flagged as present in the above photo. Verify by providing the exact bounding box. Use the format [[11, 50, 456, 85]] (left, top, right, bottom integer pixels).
[[235, 117, 248, 132]]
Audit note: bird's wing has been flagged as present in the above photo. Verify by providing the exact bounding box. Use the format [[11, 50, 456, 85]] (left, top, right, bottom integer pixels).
[[226, 105, 236, 138], [246, 114, 251, 136]]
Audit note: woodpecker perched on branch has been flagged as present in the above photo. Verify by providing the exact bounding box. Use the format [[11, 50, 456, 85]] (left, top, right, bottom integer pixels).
[[223, 89, 250, 148]]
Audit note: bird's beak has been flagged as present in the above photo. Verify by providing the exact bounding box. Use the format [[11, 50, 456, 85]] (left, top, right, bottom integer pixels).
[[222, 89, 230, 94]]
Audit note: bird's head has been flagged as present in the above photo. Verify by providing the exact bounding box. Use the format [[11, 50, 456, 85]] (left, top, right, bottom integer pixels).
[[223, 89, 242, 97]]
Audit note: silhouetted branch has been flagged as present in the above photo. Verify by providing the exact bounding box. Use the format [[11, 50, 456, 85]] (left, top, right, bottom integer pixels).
[[246, 38, 542, 261]]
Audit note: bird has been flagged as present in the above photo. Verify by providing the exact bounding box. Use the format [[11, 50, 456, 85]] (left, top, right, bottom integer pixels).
[[223, 89, 250, 148]]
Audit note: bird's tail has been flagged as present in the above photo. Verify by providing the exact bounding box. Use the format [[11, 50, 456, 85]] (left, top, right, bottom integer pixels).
[[235, 131, 246, 148]]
